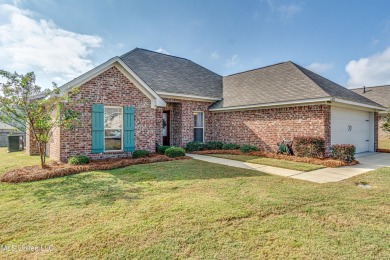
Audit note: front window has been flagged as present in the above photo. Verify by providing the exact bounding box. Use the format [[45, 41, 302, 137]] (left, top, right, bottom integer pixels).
[[104, 107, 123, 151], [194, 112, 204, 142]]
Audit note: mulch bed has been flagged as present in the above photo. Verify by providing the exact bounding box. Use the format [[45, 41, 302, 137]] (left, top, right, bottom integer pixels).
[[191, 150, 359, 168], [1, 154, 191, 184], [377, 149, 390, 153]]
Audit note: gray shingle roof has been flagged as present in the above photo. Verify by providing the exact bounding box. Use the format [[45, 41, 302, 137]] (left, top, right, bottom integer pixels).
[[351, 85, 390, 108], [120, 48, 222, 99], [210, 61, 383, 109]]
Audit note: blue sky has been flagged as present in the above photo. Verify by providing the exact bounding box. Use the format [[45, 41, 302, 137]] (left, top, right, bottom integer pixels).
[[1, 0, 390, 89]]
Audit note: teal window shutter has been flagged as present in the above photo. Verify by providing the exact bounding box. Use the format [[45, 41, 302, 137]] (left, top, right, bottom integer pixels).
[[91, 104, 104, 153], [123, 106, 135, 152]]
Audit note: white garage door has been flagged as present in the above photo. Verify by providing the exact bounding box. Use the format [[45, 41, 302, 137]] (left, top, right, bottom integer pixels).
[[331, 107, 371, 153]]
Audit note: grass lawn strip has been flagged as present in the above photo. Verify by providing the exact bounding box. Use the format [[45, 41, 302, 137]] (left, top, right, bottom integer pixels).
[[208, 154, 325, 172], [379, 139, 390, 149]]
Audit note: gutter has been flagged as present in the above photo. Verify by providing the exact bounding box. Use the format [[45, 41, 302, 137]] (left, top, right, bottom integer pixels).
[[209, 97, 332, 112], [157, 92, 221, 102]]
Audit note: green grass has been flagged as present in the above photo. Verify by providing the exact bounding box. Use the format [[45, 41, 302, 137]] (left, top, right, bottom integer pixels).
[[209, 154, 325, 172], [0, 148, 49, 178], [0, 148, 389, 259], [379, 139, 390, 149]]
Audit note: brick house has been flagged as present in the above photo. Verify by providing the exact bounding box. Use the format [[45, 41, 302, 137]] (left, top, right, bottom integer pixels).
[[26, 48, 386, 162], [351, 85, 390, 141]]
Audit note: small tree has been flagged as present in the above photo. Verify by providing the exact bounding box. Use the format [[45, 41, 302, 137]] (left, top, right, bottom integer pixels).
[[383, 106, 390, 132], [0, 70, 80, 168]]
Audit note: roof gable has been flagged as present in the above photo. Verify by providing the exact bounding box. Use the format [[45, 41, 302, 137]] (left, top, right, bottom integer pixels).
[[60, 57, 166, 108]]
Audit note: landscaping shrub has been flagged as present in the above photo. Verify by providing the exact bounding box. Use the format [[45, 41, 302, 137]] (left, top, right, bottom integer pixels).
[[206, 141, 224, 150], [132, 150, 151, 159], [68, 155, 90, 165], [165, 147, 186, 158], [157, 145, 171, 155], [240, 144, 259, 153], [293, 136, 325, 158], [331, 144, 355, 163], [222, 143, 240, 150], [186, 141, 207, 151]]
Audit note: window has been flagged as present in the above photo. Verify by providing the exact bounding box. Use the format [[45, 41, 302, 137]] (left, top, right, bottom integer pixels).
[[104, 107, 123, 151], [194, 112, 204, 142]]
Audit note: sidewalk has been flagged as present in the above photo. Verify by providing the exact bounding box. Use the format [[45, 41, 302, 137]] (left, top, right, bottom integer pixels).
[[187, 153, 390, 184]]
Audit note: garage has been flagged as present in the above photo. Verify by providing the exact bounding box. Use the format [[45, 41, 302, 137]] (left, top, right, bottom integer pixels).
[[331, 107, 374, 153]]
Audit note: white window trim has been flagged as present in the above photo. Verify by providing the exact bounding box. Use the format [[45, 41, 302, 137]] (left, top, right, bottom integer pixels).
[[104, 106, 123, 152], [193, 111, 205, 142]]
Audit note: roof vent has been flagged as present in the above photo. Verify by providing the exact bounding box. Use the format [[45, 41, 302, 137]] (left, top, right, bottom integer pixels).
[[363, 86, 366, 93]]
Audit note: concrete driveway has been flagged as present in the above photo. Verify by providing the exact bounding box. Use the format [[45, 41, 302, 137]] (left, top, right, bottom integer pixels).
[[291, 152, 390, 183], [188, 152, 390, 184]]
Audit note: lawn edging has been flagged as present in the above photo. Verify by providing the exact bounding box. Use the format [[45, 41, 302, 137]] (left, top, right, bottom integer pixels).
[[190, 150, 358, 168], [1, 155, 191, 183]]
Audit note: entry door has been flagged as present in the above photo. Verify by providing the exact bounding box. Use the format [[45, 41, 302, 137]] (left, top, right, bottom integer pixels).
[[162, 111, 170, 146]]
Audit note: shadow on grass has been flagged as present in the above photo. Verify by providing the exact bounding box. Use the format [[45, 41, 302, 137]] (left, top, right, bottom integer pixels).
[[33, 173, 141, 207], [109, 159, 268, 183]]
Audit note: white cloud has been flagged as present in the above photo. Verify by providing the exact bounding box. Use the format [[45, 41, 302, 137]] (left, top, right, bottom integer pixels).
[[345, 46, 390, 88], [155, 47, 170, 55], [266, 0, 301, 19], [305, 62, 334, 74], [225, 54, 239, 67], [278, 4, 301, 19], [210, 51, 219, 60], [0, 4, 102, 88]]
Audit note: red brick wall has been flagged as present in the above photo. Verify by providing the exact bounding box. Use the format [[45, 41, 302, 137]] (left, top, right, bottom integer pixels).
[[210, 105, 331, 153], [25, 125, 39, 155], [57, 66, 157, 162], [162, 99, 214, 147]]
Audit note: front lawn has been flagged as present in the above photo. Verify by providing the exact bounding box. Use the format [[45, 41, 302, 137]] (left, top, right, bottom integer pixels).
[[208, 154, 325, 171], [379, 139, 390, 149], [0, 148, 49, 178], [0, 148, 389, 259]]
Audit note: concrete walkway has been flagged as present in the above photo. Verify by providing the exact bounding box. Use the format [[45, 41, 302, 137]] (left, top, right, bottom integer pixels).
[[187, 152, 390, 184]]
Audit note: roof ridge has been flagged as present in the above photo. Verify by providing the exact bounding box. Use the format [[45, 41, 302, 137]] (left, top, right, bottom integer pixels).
[[125, 47, 192, 62], [122, 48, 221, 77], [224, 61, 288, 77]]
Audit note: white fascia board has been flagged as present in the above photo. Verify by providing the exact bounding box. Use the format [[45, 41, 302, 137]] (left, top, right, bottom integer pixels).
[[157, 92, 221, 102], [332, 98, 387, 111], [60, 57, 118, 94], [209, 97, 332, 112], [60, 57, 166, 108]]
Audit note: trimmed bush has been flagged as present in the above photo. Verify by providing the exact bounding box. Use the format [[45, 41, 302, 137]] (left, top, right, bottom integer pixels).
[[68, 155, 90, 165], [186, 141, 207, 151], [165, 147, 186, 158], [240, 144, 259, 153], [222, 143, 240, 150], [206, 141, 224, 150], [331, 144, 355, 163], [157, 145, 171, 155], [293, 136, 325, 158], [132, 150, 150, 159]]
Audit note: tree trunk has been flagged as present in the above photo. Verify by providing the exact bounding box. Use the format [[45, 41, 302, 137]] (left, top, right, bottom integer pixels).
[[37, 141, 47, 169]]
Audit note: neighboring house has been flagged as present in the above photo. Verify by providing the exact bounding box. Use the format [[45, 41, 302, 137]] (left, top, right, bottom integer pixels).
[[0, 122, 16, 147], [26, 48, 386, 162], [351, 85, 390, 140]]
